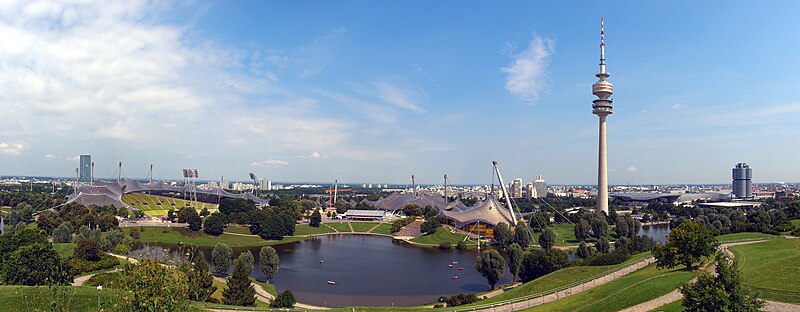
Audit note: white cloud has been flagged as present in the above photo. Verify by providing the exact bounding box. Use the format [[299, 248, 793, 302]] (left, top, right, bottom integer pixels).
[[44, 154, 55, 159], [251, 159, 288, 168], [502, 35, 555, 104], [0, 142, 24, 155], [625, 166, 638, 173], [672, 103, 687, 110], [373, 82, 426, 113], [66, 155, 80, 161]]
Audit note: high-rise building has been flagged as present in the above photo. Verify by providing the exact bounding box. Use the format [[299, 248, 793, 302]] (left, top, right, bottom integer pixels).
[[732, 163, 753, 198], [533, 175, 547, 198], [511, 178, 523, 198], [78, 155, 91, 183], [592, 17, 613, 214], [267, 180, 272, 191], [259, 178, 268, 190], [220, 180, 229, 190], [525, 183, 534, 200]]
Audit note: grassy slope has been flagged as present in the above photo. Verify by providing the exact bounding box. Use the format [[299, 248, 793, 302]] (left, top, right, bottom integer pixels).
[[350, 222, 380, 233], [370, 223, 393, 235], [223, 225, 254, 235], [531, 223, 580, 246], [409, 226, 474, 246], [294, 224, 336, 236], [792, 219, 800, 229], [522, 264, 695, 312], [0, 285, 121, 312], [716, 232, 780, 243], [470, 252, 652, 306], [729, 238, 800, 303], [54, 243, 76, 258], [328, 222, 353, 232], [650, 299, 684, 312], [123, 226, 293, 247]]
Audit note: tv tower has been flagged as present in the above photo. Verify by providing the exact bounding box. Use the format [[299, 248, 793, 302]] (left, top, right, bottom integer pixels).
[[592, 17, 613, 214]]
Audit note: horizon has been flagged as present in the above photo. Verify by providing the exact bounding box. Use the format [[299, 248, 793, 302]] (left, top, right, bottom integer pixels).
[[2, 1, 799, 185]]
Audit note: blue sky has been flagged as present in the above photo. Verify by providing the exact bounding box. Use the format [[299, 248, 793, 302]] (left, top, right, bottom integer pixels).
[[1, 0, 799, 185]]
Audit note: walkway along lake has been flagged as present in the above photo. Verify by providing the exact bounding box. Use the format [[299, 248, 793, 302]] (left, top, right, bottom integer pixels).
[[130, 224, 669, 307]]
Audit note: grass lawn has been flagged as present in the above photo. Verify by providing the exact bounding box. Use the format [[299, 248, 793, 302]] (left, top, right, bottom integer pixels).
[[716, 232, 780, 243], [522, 263, 695, 312], [531, 223, 580, 246], [328, 222, 353, 232], [729, 238, 800, 303], [251, 279, 278, 297], [791, 219, 800, 229], [350, 222, 379, 233], [650, 299, 683, 312], [124, 226, 283, 247], [54, 243, 76, 258], [409, 226, 474, 247], [468, 252, 652, 306], [0, 285, 121, 311], [223, 225, 254, 235], [294, 224, 336, 236], [370, 223, 393, 235]]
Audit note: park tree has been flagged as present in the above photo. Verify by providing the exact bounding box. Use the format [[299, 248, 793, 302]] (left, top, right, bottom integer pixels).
[[538, 227, 556, 250], [654, 221, 718, 270], [512, 222, 532, 249], [2, 242, 72, 286], [259, 246, 279, 282], [591, 213, 609, 239], [187, 211, 203, 231], [181, 253, 217, 302], [75, 237, 101, 261], [200, 207, 210, 217], [681, 255, 763, 311], [204, 212, 226, 236], [270, 289, 296, 308], [118, 259, 191, 311], [615, 216, 630, 239], [420, 216, 440, 235], [574, 219, 591, 242], [212, 243, 233, 275], [52, 221, 73, 243], [507, 243, 523, 283], [223, 253, 257, 306], [219, 198, 256, 215], [576, 242, 596, 259], [595, 237, 611, 253], [519, 249, 568, 282], [493, 222, 512, 246], [475, 250, 506, 290], [76, 225, 91, 241], [309, 209, 322, 227]]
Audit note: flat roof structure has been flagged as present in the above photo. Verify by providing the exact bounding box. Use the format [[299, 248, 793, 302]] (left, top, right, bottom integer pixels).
[[696, 201, 762, 209]]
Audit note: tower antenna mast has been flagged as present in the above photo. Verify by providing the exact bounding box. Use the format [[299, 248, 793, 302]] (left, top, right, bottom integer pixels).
[[592, 17, 614, 214]]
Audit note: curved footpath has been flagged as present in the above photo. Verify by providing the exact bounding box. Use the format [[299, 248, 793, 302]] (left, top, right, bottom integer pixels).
[[620, 240, 800, 312]]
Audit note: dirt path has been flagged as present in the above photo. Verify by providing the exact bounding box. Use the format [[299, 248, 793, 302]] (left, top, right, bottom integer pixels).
[[619, 240, 779, 312], [71, 268, 122, 286]]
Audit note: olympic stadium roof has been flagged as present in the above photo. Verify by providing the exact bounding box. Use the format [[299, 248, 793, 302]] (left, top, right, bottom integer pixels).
[[441, 195, 515, 228], [65, 179, 270, 209]]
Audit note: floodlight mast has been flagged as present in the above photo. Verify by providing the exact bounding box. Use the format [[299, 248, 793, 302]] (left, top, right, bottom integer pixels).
[[333, 180, 338, 206], [492, 161, 518, 225]]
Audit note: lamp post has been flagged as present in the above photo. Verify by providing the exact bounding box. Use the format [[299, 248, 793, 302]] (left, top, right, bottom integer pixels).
[[97, 285, 103, 309]]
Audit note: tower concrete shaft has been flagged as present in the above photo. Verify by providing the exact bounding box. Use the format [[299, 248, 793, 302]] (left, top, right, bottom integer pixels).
[[592, 17, 613, 214]]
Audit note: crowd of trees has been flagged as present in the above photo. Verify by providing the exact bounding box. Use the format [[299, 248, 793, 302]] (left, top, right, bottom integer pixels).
[[201, 198, 298, 240], [209, 243, 290, 308], [0, 228, 72, 286]]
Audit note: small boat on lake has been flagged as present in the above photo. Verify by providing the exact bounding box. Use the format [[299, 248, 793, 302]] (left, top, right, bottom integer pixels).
[[452, 276, 459, 280], [327, 280, 336, 285]]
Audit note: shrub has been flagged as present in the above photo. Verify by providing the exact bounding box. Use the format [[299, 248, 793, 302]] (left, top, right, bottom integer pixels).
[[129, 228, 141, 239], [792, 228, 800, 237], [771, 222, 795, 233], [420, 217, 440, 235], [438, 242, 452, 250], [115, 243, 130, 255], [270, 289, 296, 308], [519, 249, 568, 282], [761, 228, 781, 235], [68, 253, 119, 275], [456, 240, 468, 250], [446, 294, 478, 306], [85, 271, 126, 288], [204, 213, 226, 236], [586, 250, 630, 266]]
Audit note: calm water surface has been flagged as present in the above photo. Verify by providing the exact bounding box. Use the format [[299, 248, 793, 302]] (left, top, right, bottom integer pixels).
[[133, 234, 510, 307], [131, 224, 669, 307]]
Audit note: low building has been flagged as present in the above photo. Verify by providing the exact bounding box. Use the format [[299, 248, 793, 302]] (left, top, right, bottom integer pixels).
[[342, 210, 387, 221]]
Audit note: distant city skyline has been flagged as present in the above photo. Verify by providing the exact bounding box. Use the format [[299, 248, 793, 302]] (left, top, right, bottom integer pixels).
[[1, 1, 799, 185]]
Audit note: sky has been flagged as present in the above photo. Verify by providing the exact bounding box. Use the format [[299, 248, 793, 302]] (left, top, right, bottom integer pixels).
[[1, 0, 800, 185]]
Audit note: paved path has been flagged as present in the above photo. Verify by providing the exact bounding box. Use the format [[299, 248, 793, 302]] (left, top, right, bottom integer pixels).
[[212, 275, 330, 311], [71, 268, 122, 286], [620, 240, 800, 312]]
